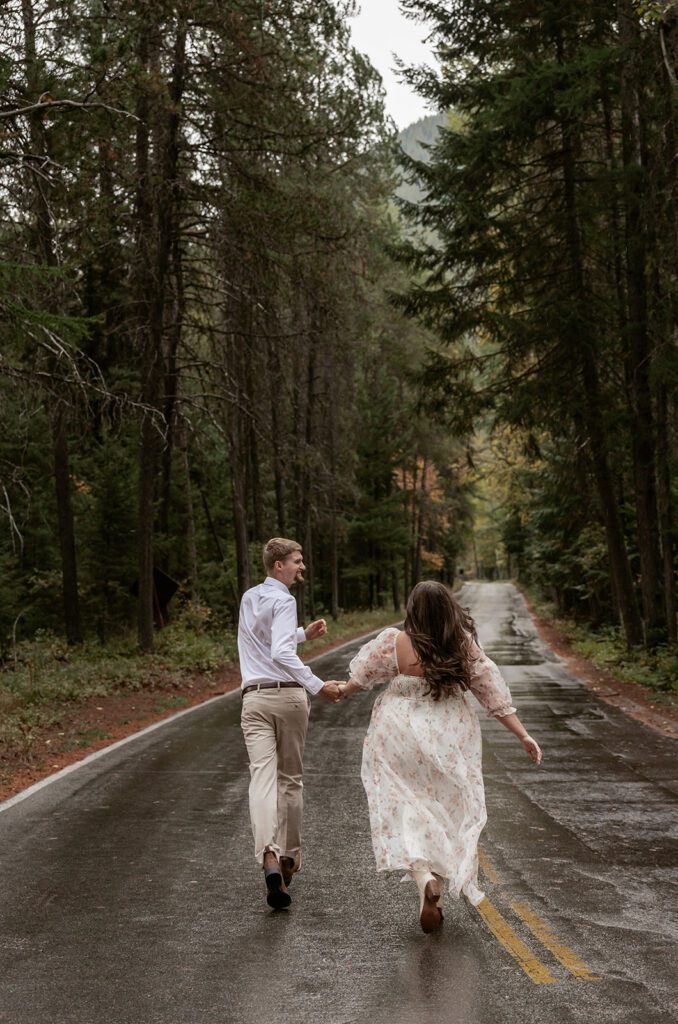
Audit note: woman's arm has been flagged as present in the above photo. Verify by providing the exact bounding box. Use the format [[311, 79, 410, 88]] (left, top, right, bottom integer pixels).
[[340, 628, 400, 697], [338, 679, 363, 700], [467, 638, 542, 765], [495, 711, 542, 764]]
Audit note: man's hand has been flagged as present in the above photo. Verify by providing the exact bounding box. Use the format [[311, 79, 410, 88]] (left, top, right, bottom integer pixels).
[[305, 618, 327, 641], [319, 681, 344, 703]]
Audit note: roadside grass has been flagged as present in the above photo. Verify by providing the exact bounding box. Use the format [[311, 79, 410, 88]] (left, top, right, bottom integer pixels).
[[0, 606, 233, 755], [63, 728, 110, 751], [0, 604, 400, 756], [527, 595, 678, 700], [154, 695, 191, 713]]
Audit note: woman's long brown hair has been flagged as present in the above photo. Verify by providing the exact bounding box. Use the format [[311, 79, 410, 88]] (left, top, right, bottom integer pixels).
[[404, 581, 478, 700]]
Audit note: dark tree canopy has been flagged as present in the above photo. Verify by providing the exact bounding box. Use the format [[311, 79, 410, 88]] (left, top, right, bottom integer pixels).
[[0, 0, 472, 653]]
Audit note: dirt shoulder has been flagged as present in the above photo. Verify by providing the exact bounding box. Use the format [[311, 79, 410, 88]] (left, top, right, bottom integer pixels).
[[523, 594, 678, 741], [0, 624, 390, 804]]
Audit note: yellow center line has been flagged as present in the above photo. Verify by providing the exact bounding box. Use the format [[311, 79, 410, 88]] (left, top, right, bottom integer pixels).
[[476, 898, 559, 985], [478, 848, 502, 884], [511, 901, 601, 982]]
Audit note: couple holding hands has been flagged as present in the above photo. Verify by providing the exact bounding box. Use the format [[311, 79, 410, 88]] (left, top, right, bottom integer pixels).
[[237, 537, 542, 933]]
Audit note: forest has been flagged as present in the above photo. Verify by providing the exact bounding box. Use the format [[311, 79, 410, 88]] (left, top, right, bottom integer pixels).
[[0, 0, 676, 670]]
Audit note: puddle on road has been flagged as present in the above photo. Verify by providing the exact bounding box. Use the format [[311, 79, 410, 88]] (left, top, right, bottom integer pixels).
[[483, 615, 558, 665], [484, 645, 546, 666]]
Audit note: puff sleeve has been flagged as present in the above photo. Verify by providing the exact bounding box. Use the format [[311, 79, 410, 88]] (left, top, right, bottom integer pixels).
[[468, 638, 516, 718], [348, 627, 400, 691]]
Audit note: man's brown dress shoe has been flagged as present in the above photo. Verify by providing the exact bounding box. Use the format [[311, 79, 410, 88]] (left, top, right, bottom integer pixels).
[[280, 857, 296, 887], [263, 854, 291, 910]]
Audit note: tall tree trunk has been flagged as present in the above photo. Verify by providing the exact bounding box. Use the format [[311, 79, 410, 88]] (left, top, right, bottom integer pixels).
[[409, 461, 419, 588], [269, 337, 287, 534], [577, 364, 643, 646], [158, 18, 187, 542], [617, 0, 664, 638], [557, 26, 643, 647], [135, 17, 155, 653], [655, 382, 677, 639], [391, 558, 401, 613], [295, 322, 319, 622], [22, 0, 82, 643], [182, 431, 199, 603], [135, 12, 176, 651], [200, 487, 224, 562], [328, 381, 339, 620], [229, 440, 250, 597], [656, 11, 678, 640], [304, 521, 315, 620], [138, 410, 158, 651], [227, 322, 251, 598], [412, 456, 427, 587], [244, 331, 263, 542], [52, 406, 82, 644], [297, 331, 317, 539]]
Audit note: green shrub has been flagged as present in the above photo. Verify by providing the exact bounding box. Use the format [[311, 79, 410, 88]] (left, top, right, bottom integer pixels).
[[527, 594, 678, 697]]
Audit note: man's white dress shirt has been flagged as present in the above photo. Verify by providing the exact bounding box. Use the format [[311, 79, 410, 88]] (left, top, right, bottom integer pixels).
[[237, 577, 324, 694]]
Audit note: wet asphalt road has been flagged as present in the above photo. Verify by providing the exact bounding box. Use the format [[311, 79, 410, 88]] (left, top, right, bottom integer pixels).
[[0, 582, 677, 1024]]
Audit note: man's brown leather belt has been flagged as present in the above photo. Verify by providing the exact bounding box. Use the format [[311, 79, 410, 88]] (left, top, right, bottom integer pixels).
[[241, 681, 304, 697]]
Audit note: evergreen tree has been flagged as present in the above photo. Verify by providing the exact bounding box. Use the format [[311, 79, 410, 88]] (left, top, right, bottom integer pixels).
[[398, 0, 677, 646]]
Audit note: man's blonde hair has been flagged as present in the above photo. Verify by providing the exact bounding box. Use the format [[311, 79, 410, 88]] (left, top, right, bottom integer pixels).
[[263, 537, 302, 573]]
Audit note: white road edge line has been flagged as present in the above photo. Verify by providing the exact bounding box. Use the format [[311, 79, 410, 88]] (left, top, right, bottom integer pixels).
[[0, 624, 393, 816], [0, 690, 238, 815]]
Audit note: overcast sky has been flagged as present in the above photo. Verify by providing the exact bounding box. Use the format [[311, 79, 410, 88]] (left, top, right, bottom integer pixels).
[[347, 0, 436, 130]]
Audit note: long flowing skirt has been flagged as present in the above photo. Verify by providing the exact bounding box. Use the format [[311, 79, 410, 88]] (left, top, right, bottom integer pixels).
[[360, 675, 486, 905]]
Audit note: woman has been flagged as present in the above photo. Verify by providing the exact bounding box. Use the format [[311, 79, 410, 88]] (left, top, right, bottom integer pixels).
[[339, 581, 542, 933]]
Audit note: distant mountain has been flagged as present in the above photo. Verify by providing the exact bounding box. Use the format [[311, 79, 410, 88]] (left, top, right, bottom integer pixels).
[[399, 113, 448, 163], [396, 112, 448, 207]]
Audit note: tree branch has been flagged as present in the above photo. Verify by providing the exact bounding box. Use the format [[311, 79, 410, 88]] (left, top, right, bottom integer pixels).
[[0, 97, 139, 121]]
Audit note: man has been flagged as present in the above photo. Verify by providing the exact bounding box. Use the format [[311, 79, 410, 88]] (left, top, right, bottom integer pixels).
[[238, 537, 343, 910]]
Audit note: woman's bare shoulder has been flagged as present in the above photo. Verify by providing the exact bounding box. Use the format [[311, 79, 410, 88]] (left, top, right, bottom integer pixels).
[[395, 629, 425, 677]]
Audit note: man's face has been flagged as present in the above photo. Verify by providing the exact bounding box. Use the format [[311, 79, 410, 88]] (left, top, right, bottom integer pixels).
[[277, 550, 305, 588]]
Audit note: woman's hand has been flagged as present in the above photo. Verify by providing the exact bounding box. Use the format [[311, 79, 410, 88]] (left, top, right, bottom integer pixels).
[[338, 680, 362, 700], [521, 734, 542, 765]]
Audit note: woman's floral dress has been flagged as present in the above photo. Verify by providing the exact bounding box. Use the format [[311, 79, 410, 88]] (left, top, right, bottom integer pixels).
[[349, 627, 516, 905]]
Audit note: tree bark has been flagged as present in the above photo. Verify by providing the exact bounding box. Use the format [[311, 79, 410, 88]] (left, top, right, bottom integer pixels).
[[617, 0, 664, 638], [227, 327, 251, 599], [655, 382, 677, 639], [135, 22, 156, 653], [391, 557, 401, 613], [413, 456, 427, 587], [158, 18, 187, 542], [135, 12, 177, 650], [409, 461, 419, 588], [200, 487, 224, 563], [556, 23, 643, 646], [182, 432, 199, 603], [52, 406, 82, 644], [655, 11, 678, 640], [295, 319, 320, 621], [21, 0, 82, 643], [304, 522, 315, 620], [269, 336, 287, 535], [244, 332, 263, 542], [328, 379, 340, 620]]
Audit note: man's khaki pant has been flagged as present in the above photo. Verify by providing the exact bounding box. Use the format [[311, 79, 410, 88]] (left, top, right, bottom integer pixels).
[[240, 687, 311, 866]]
